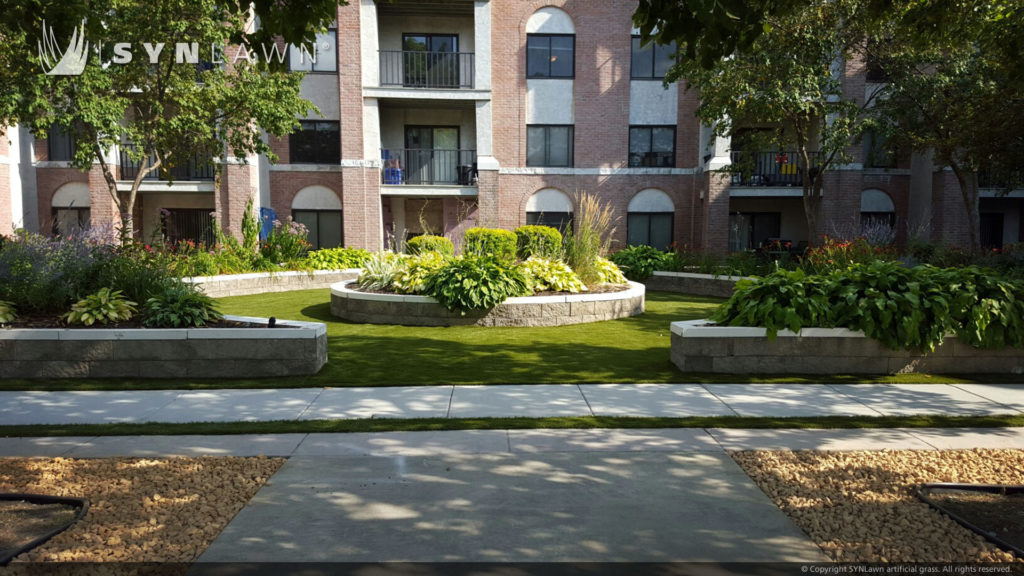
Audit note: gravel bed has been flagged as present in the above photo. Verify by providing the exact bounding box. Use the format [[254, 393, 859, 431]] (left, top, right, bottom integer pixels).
[[732, 449, 1024, 563], [0, 456, 283, 563]]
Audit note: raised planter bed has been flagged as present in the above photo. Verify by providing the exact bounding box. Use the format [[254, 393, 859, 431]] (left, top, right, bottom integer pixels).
[[670, 319, 1024, 375], [643, 271, 749, 298], [185, 269, 361, 298], [0, 315, 327, 379], [331, 281, 646, 327]]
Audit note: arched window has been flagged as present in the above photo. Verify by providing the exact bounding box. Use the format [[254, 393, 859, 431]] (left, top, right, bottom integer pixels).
[[860, 189, 895, 233], [525, 8, 575, 78], [627, 189, 674, 250], [525, 188, 573, 234], [292, 185, 343, 249], [51, 183, 90, 236]]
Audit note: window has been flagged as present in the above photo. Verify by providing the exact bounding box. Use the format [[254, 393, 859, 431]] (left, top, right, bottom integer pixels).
[[526, 211, 573, 234], [161, 208, 215, 245], [401, 34, 459, 88], [290, 121, 340, 164], [629, 126, 675, 167], [293, 209, 343, 250], [863, 130, 895, 168], [627, 213, 673, 250], [47, 124, 75, 162], [526, 34, 574, 78], [289, 30, 337, 72], [630, 36, 676, 79], [51, 208, 90, 236], [526, 125, 573, 167], [728, 212, 781, 251]]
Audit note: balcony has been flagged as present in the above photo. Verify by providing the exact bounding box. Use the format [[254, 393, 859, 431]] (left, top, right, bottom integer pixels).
[[979, 169, 1022, 190], [381, 149, 477, 186], [729, 151, 823, 187], [379, 51, 475, 89], [120, 148, 216, 182]]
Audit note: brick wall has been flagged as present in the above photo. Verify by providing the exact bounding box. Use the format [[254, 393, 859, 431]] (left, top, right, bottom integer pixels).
[[268, 171, 343, 223], [341, 167, 382, 250], [88, 166, 120, 233], [934, 170, 971, 246], [702, 173, 730, 254], [217, 164, 255, 240]]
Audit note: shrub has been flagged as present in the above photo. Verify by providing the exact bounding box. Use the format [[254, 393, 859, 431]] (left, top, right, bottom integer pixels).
[[303, 247, 372, 270], [563, 193, 617, 286], [143, 282, 223, 328], [800, 236, 894, 275], [0, 300, 15, 324], [94, 243, 178, 305], [261, 217, 311, 264], [406, 235, 455, 257], [515, 225, 563, 260], [357, 252, 405, 291], [0, 230, 111, 313], [424, 256, 530, 312], [64, 287, 137, 326], [520, 256, 586, 293], [594, 257, 629, 285], [463, 228, 517, 263], [609, 245, 673, 281], [392, 251, 448, 294]]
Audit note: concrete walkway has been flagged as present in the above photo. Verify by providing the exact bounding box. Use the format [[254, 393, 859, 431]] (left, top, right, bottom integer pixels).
[[1, 382, 1022, 425]]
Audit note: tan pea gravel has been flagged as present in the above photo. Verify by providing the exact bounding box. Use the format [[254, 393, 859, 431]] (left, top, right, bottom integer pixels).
[[732, 449, 1024, 564], [0, 456, 283, 563]]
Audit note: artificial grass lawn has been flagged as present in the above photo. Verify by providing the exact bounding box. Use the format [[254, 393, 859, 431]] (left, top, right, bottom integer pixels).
[[0, 289, 1009, 391], [4, 414, 1024, 438]]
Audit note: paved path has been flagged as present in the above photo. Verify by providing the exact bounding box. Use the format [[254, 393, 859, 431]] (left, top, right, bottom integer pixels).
[[1, 382, 1022, 425]]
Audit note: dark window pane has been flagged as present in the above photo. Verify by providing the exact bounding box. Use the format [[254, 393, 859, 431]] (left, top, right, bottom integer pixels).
[[631, 37, 653, 78], [527, 211, 572, 235], [652, 127, 675, 153], [549, 36, 574, 77], [526, 126, 546, 166], [653, 42, 676, 78], [527, 36, 550, 77], [649, 213, 674, 250], [48, 125, 75, 161], [161, 208, 214, 245], [548, 126, 571, 166], [627, 213, 650, 246], [403, 35, 428, 51], [318, 211, 343, 249]]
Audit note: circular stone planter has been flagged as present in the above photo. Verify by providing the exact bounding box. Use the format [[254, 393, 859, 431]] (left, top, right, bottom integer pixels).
[[330, 281, 646, 327]]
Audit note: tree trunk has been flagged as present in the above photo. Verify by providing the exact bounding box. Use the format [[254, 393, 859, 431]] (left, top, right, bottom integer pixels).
[[952, 165, 982, 254]]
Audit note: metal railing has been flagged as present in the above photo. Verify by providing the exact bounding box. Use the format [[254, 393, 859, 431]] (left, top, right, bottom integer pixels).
[[379, 50, 475, 89], [380, 149, 477, 186], [979, 169, 1023, 190], [729, 151, 823, 186], [119, 147, 216, 181]]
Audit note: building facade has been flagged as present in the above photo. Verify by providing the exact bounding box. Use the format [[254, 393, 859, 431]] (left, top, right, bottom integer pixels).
[[3, 0, 1022, 252]]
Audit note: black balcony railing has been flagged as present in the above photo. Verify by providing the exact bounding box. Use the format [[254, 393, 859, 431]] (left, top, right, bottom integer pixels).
[[120, 147, 216, 181], [381, 149, 477, 186], [379, 50, 475, 89], [729, 151, 823, 186], [979, 169, 1023, 190]]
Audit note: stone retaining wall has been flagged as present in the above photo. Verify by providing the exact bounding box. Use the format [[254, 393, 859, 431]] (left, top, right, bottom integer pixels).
[[331, 281, 646, 327], [186, 270, 361, 298], [0, 315, 328, 379], [643, 272, 747, 298], [670, 319, 1024, 375]]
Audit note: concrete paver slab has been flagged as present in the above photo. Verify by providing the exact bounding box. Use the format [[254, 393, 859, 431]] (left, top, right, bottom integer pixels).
[[708, 428, 935, 451], [0, 437, 96, 457], [950, 384, 1024, 413], [508, 428, 721, 453], [199, 453, 826, 562], [830, 384, 1017, 416], [580, 384, 735, 417], [0, 391, 179, 425], [294, 431, 509, 456], [702, 384, 881, 417], [64, 434, 307, 457], [907, 427, 1024, 450], [298, 387, 452, 420], [147, 389, 321, 423], [448, 385, 591, 418]]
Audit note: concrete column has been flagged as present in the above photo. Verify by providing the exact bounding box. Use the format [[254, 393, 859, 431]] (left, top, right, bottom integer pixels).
[[363, 98, 381, 162], [475, 100, 494, 162], [359, 0, 379, 88], [473, 1, 491, 91], [16, 126, 39, 232], [0, 129, 11, 235]]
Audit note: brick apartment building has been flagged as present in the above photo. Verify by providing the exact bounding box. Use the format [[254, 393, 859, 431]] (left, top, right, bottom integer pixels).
[[1, 0, 1021, 253]]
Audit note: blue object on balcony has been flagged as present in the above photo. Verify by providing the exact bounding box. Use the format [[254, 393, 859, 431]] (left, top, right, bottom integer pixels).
[[259, 207, 277, 241], [383, 168, 403, 185]]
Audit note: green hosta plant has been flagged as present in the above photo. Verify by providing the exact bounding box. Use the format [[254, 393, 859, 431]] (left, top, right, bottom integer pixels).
[[357, 252, 406, 291], [424, 256, 530, 312], [143, 283, 223, 328], [302, 247, 372, 270], [520, 257, 586, 293], [712, 268, 835, 338], [392, 251, 448, 294], [594, 257, 628, 285], [609, 245, 674, 281], [64, 288, 137, 326], [0, 300, 16, 324]]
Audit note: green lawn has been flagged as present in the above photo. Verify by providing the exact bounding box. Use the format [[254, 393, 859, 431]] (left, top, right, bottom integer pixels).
[[1, 289, 1004, 391]]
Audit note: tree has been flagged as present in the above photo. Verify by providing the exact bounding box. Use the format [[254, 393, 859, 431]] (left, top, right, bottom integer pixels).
[[0, 0, 345, 240], [868, 0, 1024, 253], [669, 0, 879, 244]]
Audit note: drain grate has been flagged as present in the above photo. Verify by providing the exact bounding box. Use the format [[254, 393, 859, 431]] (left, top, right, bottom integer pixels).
[[917, 483, 1024, 557], [0, 493, 89, 565]]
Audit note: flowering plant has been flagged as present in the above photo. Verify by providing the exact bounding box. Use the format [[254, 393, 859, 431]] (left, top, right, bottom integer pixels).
[[260, 217, 311, 264]]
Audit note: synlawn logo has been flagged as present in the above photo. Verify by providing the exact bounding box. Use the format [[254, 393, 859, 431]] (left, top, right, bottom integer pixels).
[[38, 20, 89, 76]]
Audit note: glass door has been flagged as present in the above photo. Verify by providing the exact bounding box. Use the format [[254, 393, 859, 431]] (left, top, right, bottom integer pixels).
[[405, 126, 459, 185], [402, 34, 458, 88]]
